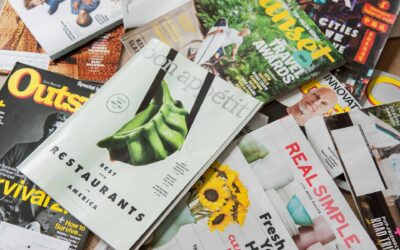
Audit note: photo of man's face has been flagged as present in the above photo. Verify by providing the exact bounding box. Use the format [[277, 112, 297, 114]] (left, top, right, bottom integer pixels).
[[45, 120, 64, 138], [298, 88, 337, 116]]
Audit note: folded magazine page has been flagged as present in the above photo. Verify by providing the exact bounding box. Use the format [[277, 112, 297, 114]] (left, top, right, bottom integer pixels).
[[17, 39, 262, 250], [9, 0, 122, 60], [306, 101, 400, 180], [0, 63, 100, 249], [141, 146, 297, 250], [237, 116, 375, 249], [362, 70, 400, 108], [120, 0, 345, 103], [122, 0, 190, 28], [326, 102, 400, 249], [297, 0, 400, 101], [0, 221, 70, 249], [121, 2, 203, 58]]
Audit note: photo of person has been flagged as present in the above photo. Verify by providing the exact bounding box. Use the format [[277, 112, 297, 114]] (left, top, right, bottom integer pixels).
[[23, 0, 100, 27], [193, 17, 251, 66], [260, 87, 338, 126], [0, 112, 68, 232], [71, 0, 100, 27]]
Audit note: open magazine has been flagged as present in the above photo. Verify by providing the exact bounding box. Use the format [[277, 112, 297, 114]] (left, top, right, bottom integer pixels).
[[121, 0, 344, 103], [0, 63, 99, 249], [297, 0, 400, 101], [323, 102, 400, 249], [9, 0, 122, 60], [237, 116, 376, 249], [17, 39, 262, 250]]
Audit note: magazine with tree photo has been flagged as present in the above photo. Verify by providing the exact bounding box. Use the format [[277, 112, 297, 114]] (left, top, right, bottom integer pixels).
[[122, 0, 345, 103]]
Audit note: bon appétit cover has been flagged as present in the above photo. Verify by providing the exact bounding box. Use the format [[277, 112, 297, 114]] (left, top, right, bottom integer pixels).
[[17, 39, 262, 250]]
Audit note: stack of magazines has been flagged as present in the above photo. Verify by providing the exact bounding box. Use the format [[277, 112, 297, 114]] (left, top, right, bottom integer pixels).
[[0, 0, 399, 250]]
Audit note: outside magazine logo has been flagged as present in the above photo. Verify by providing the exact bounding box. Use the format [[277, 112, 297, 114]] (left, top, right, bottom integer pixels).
[[7, 68, 90, 113]]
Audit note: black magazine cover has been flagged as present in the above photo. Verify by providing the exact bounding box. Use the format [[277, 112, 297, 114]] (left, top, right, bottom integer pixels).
[[0, 63, 100, 249], [297, 0, 400, 101]]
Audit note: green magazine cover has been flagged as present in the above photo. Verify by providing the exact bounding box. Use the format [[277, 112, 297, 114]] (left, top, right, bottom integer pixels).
[[122, 0, 345, 103]]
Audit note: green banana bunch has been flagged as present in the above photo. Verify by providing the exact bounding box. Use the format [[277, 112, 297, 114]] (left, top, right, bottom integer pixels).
[[98, 81, 189, 166]]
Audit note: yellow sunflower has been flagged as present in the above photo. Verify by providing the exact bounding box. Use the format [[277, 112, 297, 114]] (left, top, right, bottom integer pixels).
[[198, 178, 229, 211], [208, 209, 233, 232], [217, 165, 238, 185], [229, 180, 250, 208], [234, 205, 248, 226]]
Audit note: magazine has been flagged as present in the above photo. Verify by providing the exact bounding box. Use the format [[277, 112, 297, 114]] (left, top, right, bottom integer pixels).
[[9, 0, 122, 60], [297, 0, 400, 101], [0, 63, 100, 249], [142, 146, 297, 250], [121, 0, 344, 103], [362, 70, 400, 108], [0, 221, 70, 249], [121, 2, 203, 58], [122, 0, 189, 28], [237, 116, 376, 249], [0, 1, 124, 82], [306, 101, 400, 180], [259, 73, 361, 128], [325, 102, 400, 249], [17, 39, 262, 250]]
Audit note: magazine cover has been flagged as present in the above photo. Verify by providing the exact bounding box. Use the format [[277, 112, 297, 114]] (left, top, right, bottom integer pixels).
[[325, 102, 400, 249], [306, 100, 400, 180], [0, 221, 71, 249], [120, 0, 345, 103], [121, 2, 203, 58], [362, 70, 400, 108], [17, 40, 262, 250], [122, 0, 190, 28], [0, 1, 124, 82], [237, 116, 376, 249], [297, 0, 400, 100], [9, 0, 122, 60], [260, 73, 361, 128], [0, 63, 100, 249], [141, 146, 297, 250]]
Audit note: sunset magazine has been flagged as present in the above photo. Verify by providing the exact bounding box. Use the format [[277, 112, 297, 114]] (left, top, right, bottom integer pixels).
[[297, 0, 400, 101], [121, 0, 344, 103], [237, 116, 376, 249], [0, 63, 100, 249], [9, 0, 122, 60], [17, 40, 262, 250]]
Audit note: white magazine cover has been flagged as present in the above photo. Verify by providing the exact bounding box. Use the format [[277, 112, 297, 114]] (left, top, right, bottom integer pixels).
[[144, 146, 297, 250], [9, 0, 122, 60], [122, 0, 189, 28], [0, 221, 70, 250], [237, 117, 376, 250], [17, 39, 262, 250], [362, 70, 400, 108]]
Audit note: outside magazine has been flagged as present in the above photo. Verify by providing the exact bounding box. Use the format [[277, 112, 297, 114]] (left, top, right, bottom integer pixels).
[[121, 0, 345, 103], [0, 63, 100, 249], [325, 102, 400, 250], [17, 40, 262, 250], [237, 116, 375, 249], [297, 0, 400, 101], [9, 0, 122, 60]]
